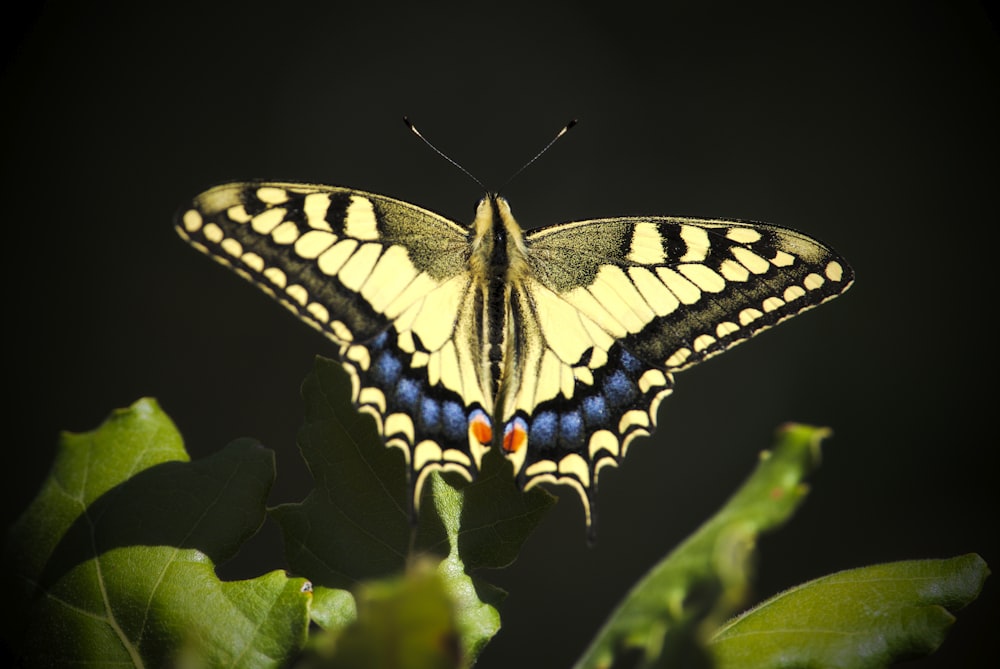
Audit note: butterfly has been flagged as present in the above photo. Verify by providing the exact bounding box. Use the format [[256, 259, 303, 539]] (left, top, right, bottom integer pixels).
[[176, 178, 853, 535]]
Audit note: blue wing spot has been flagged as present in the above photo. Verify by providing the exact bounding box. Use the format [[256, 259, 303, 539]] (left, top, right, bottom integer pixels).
[[581, 395, 608, 426], [370, 330, 389, 349], [604, 369, 636, 406], [396, 378, 421, 411], [419, 397, 440, 428], [530, 411, 558, 450], [372, 350, 402, 384], [559, 411, 584, 448], [442, 400, 466, 440], [619, 348, 644, 374]]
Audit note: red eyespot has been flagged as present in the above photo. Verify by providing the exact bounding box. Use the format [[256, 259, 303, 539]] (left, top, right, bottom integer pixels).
[[503, 418, 528, 453], [469, 410, 492, 445]]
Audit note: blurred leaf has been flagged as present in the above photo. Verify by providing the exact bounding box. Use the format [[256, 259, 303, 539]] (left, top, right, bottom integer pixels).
[[709, 553, 990, 669], [1, 398, 311, 668], [574, 424, 828, 669], [298, 563, 462, 669], [309, 586, 357, 631]]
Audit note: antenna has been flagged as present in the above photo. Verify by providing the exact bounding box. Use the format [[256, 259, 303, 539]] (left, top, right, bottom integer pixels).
[[497, 119, 577, 193], [403, 117, 486, 192], [403, 117, 578, 194]]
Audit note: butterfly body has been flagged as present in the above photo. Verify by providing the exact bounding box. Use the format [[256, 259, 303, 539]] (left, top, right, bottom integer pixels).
[[177, 182, 853, 531]]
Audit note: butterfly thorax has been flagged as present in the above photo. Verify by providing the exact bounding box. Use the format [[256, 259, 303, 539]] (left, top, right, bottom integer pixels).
[[469, 195, 532, 455]]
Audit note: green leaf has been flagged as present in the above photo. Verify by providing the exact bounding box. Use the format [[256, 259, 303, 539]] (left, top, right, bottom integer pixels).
[[271, 357, 553, 588], [456, 446, 556, 571], [709, 553, 990, 668], [270, 357, 441, 588], [2, 398, 312, 668], [573, 424, 828, 669], [429, 473, 502, 665], [274, 357, 555, 665]]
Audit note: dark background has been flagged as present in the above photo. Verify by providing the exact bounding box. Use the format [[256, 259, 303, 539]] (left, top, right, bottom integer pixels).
[[3, 2, 996, 666]]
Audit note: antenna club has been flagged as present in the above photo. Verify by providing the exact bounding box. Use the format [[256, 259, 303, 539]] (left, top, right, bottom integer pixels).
[[403, 116, 423, 137]]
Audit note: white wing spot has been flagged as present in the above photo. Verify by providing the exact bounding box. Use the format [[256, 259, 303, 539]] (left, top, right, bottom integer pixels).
[[242, 252, 264, 272], [307, 302, 330, 323], [679, 225, 710, 262], [203, 223, 224, 244], [627, 222, 666, 264], [771, 250, 796, 267], [271, 220, 300, 245], [295, 230, 337, 259], [263, 267, 287, 288], [618, 410, 650, 434], [825, 261, 844, 282], [220, 238, 242, 258], [286, 284, 309, 306], [716, 321, 739, 338], [182, 209, 203, 233], [678, 264, 726, 293], [588, 430, 620, 459], [227, 205, 251, 223], [339, 243, 384, 292], [638, 368, 668, 393], [739, 308, 763, 325], [731, 247, 770, 274], [344, 196, 379, 240], [346, 344, 371, 371], [251, 208, 286, 235], [558, 453, 591, 487], [629, 267, 680, 317], [656, 267, 701, 304], [804, 273, 825, 290], [665, 347, 692, 367], [783, 285, 806, 302], [693, 333, 716, 352], [318, 239, 359, 276], [762, 296, 785, 312], [304, 193, 334, 231], [331, 320, 353, 342], [726, 227, 762, 244], [719, 259, 750, 282], [256, 187, 289, 204]]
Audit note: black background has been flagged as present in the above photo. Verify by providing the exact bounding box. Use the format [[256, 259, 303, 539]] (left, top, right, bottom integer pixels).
[[3, 2, 997, 666]]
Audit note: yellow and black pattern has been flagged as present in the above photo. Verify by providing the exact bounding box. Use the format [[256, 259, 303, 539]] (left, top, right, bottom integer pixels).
[[176, 182, 853, 533]]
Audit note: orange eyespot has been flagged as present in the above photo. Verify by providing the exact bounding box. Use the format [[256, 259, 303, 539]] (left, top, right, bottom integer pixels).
[[469, 411, 492, 445], [503, 419, 528, 453]]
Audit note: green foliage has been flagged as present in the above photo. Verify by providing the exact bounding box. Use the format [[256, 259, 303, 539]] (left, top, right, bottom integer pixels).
[[709, 554, 988, 668], [575, 424, 827, 669], [1, 399, 311, 668], [2, 361, 989, 667], [272, 357, 554, 667]]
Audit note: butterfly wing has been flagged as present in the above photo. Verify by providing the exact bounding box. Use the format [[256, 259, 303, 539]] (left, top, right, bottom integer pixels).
[[176, 182, 494, 507], [505, 216, 853, 527]]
